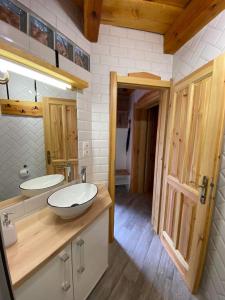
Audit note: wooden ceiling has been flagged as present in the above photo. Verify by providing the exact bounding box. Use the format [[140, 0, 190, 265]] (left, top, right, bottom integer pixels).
[[74, 0, 225, 54]]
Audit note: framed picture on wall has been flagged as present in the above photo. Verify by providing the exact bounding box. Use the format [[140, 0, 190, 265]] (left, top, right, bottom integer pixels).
[[29, 15, 54, 49], [74, 45, 90, 71], [55, 32, 73, 61], [0, 0, 27, 33]]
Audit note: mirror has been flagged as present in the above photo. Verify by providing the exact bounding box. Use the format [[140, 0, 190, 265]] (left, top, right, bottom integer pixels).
[[0, 70, 78, 202]]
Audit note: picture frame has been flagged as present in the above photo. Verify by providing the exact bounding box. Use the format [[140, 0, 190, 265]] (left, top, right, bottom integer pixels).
[[55, 32, 73, 61], [74, 45, 90, 71], [29, 14, 54, 49], [0, 0, 27, 33]]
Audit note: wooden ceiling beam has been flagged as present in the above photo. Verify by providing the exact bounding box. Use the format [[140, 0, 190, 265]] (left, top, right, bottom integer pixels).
[[101, 0, 182, 34], [145, 0, 191, 9], [84, 0, 103, 42], [164, 0, 225, 54]]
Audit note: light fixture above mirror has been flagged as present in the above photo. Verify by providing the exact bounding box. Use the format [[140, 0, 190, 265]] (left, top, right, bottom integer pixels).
[[0, 58, 71, 90]]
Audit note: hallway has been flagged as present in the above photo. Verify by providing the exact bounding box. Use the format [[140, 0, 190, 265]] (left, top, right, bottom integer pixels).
[[88, 189, 199, 300]]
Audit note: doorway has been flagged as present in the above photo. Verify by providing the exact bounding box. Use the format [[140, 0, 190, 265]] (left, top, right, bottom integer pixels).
[[115, 87, 161, 222], [108, 56, 225, 294], [109, 73, 170, 243]]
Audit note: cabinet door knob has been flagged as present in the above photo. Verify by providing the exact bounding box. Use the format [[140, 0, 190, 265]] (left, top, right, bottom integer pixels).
[[76, 239, 84, 247], [77, 266, 85, 274], [59, 252, 70, 262], [62, 281, 71, 292]]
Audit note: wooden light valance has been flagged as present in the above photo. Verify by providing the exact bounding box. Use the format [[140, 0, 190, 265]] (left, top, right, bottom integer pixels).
[[0, 40, 88, 90], [0, 100, 43, 117]]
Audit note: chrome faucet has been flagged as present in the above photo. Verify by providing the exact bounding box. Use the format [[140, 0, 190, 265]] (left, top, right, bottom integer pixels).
[[81, 166, 87, 183]]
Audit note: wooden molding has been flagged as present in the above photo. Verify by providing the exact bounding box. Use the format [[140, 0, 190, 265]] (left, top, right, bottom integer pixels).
[[0, 100, 43, 117], [164, 0, 225, 54], [0, 40, 88, 90], [84, 0, 103, 42], [128, 72, 161, 80], [117, 75, 171, 89]]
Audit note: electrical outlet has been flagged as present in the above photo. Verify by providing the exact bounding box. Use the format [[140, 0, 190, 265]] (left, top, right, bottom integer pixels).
[[82, 141, 90, 158]]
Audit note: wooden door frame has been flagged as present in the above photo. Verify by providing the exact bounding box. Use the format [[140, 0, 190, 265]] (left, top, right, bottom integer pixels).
[[108, 72, 171, 242], [130, 89, 169, 233]]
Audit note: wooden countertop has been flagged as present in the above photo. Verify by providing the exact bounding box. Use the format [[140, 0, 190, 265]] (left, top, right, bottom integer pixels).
[[6, 185, 112, 288]]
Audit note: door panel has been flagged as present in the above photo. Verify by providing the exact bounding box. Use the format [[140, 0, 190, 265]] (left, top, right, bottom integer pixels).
[[49, 104, 65, 161], [161, 56, 225, 292], [66, 105, 78, 160], [43, 98, 78, 181]]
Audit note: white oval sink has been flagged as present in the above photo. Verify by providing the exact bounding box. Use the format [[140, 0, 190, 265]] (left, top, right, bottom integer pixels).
[[47, 183, 98, 219], [20, 174, 65, 197]]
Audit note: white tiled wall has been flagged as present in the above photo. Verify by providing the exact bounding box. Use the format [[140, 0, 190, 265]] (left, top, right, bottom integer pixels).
[[91, 25, 173, 184], [172, 10, 225, 300]]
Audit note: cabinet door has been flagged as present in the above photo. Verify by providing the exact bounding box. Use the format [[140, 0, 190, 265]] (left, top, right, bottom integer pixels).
[[15, 245, 73, 300], [72, 210, 109, 300]]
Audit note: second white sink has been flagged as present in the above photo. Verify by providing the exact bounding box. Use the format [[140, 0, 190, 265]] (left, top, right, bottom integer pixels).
[[20, 174, 65, 197], [47, 183, 98, 219]]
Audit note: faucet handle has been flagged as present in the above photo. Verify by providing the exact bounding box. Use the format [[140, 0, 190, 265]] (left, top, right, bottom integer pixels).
[[81, 166, 86, 173], [80, 166, 87, 183]]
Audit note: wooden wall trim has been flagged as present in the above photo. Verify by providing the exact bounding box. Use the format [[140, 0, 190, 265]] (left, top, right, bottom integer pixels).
[[0, 100, 42, 117]]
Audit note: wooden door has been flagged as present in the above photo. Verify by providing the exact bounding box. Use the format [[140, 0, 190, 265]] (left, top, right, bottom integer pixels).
[[43, 97, 78, 181], [160, 56, 225, 292]]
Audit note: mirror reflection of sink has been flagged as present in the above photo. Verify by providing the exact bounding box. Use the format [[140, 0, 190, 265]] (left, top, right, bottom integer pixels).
[[20, 174, 65, 197], [47, 183, 98, 219]]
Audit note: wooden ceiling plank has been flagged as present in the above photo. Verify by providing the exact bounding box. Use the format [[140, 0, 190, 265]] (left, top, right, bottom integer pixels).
[[84, 0, 103, 42], [101, 0, 182, 34], [164, 0, 225, 54]]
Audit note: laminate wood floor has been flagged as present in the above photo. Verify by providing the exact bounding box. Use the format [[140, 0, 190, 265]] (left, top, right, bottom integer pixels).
[[88, 188, 200, 300]]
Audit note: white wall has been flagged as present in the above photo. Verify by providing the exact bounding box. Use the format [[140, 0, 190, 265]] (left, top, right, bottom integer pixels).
[[172, 10, 225, 300], [91, 25, 173, 184]]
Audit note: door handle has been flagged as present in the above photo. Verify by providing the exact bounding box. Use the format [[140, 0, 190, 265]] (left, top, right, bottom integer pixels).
[[77, 239, 85, 274], [198, 176, 208, 204], [59, 251, 71, 292]]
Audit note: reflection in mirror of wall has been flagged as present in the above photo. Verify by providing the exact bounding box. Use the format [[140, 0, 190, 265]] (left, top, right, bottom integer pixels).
[[0, 71, 77, 202]]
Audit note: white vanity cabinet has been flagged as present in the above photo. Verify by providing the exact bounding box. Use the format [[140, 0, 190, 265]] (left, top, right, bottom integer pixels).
[[14, 210, 109, 300], [72, 210, 109, 300], [15, 245, 73, 300]]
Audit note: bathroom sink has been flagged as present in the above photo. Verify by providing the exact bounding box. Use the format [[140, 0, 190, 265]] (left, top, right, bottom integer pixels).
[[47, 183, 98, 219], [20, 174, 65, 197]]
